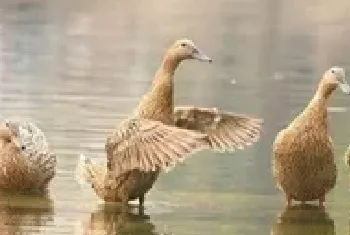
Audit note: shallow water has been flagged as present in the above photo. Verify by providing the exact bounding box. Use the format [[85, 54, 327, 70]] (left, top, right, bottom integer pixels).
[[0, 0, 350, 234]]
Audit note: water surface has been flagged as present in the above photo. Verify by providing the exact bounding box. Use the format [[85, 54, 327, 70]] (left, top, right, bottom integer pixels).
[[0, 0, 350, 234]]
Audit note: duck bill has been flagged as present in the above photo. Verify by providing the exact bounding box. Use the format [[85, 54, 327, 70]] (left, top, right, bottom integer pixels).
[[339, 81, 350, 95], [192, 48, 212, 62]]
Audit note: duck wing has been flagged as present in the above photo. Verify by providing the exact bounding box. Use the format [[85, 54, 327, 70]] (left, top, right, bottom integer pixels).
[[5, 118, 56, 172], [106, 117, 208, 173], [174, 106, 263, 152]]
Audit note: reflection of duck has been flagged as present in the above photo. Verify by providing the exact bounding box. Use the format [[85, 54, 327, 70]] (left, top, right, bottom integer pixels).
[[271, 204, 335, 235], [0, 192, 54, 235], [0, 119, 56, 192], [272, 67, 350, 208], [80, 204, 159, 235], [78, 39, 263, 209]]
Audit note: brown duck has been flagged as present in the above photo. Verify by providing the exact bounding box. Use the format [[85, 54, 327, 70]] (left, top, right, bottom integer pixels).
[[78, 38, 263, 209], [272, 66, 350, 208], [0, 119, 56, 192]]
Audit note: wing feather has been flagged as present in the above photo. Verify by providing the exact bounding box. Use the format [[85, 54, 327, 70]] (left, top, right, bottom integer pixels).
[[106, 118, 208, 173], [174, 106, 263, 152]]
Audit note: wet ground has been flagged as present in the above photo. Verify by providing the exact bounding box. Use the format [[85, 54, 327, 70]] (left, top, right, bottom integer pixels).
[[0, 0, 350, 234]]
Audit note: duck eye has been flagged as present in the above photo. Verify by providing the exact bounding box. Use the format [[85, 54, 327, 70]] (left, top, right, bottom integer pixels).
[[331, 69, 335, 74], [180, 43, 186, 47]]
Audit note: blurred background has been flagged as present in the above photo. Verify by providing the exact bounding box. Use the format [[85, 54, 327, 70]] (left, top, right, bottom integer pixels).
[[0, 0, 349, 234]]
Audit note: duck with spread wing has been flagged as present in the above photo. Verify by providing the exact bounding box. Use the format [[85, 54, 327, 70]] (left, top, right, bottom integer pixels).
[[77, 39, 263, 209]]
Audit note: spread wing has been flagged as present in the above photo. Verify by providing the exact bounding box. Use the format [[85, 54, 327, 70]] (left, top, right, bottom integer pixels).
[[105, 118, 208, 173], [174, 106, 263, 152]]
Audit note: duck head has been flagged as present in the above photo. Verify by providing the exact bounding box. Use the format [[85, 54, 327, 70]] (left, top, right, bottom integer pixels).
[[317, 66, 350, 98], [161, 39, 211, 73], [167, 38, 212, 62]]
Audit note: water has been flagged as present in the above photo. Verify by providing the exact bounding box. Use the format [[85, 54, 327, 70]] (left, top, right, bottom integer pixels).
[[0, 0, 350, 234]]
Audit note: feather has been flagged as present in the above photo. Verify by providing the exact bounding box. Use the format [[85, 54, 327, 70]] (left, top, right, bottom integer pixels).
[[174, 106, 263, 152]]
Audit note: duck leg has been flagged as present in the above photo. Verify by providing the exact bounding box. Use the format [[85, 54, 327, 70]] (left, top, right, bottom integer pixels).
[[285, 195, 292, 208], [318, 195, 325, 208], [139, 194, 145, 206], [138, 194, 145, 215]]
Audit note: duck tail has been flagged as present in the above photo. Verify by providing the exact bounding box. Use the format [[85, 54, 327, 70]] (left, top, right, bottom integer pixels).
[[75, 154, 98, 186]]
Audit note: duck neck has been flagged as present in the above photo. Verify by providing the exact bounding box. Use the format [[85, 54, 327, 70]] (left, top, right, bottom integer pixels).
[[315, 81, 336, 100], [303, 83, 333, 128], [135, 55, 182, 124], [159, 54, 181, 76]]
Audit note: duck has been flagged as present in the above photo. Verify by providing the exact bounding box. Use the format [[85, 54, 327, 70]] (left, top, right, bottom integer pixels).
[[77, 38, 263, 210], [0, 118, 56, 193], [272, 66, 350, 208]]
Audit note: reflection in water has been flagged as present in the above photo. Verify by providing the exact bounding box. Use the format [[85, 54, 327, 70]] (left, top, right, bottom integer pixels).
[[80, 205, 158, 235], [0, 0, 350, 234], [0, 192, 54, 235], [271, 204, 335, 235]]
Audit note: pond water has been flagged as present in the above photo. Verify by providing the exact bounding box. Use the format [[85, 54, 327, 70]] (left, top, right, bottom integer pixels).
[[0, 0, 350, 234]]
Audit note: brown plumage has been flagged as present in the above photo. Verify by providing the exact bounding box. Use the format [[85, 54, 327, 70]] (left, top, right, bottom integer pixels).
[[272, 66, 350, 208], [78, 38, 263, 208], [0, 119, 56, 192], [174, 106, 262, 152]]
